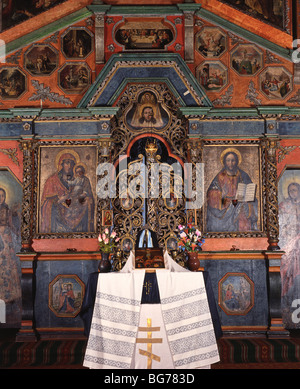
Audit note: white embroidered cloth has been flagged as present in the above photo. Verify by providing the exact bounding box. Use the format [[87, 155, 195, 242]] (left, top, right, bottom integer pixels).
[[156, 270, 220, 368], [83, 269, 145, 369], [83, 251, 219, 369]]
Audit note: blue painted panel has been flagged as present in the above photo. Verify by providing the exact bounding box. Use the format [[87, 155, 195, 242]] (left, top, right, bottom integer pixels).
[[200, 259, 269, 328], [34, 121, 110, 136], [0, 122, 23, 137], [3, 115, 300, 138], [94, 67, 204, 107], [190, 120, 265, 136], [278, 121, 300, 136], [35, 260, 98, 329]]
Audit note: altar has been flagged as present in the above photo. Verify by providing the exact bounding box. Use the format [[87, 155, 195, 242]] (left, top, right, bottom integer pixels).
[[82, 252, 220, 369]]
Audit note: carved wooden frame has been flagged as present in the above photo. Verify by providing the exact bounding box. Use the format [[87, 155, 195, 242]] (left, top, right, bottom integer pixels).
[[201, 139, 267, 238], [31, 139, 101, 240]]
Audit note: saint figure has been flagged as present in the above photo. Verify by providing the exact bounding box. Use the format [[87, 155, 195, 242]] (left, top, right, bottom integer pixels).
[[279, 181, 300, 302], [206, 148, 258, 232], [40, 150, 94, 233], [0, 187, 21, 324], [129, 91, 166, 129]]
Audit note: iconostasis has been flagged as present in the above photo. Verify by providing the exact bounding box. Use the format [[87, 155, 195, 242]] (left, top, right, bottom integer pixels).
[[0, 0, 299, 338]]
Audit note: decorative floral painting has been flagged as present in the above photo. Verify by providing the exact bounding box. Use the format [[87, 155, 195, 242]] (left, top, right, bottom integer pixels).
[[278, 168, 300, 328], [48, 275, 85, 318], [219, 273, 254, 315], [0, 169, 22, 327]]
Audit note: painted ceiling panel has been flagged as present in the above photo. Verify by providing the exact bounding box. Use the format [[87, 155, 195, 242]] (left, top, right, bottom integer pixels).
[[0, 1, 297, 112]]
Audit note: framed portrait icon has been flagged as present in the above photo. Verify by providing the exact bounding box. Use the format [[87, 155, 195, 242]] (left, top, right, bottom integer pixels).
[[35, 142, 98, 238], [48, 274, 85, 318], [202, 142, 263, 237]]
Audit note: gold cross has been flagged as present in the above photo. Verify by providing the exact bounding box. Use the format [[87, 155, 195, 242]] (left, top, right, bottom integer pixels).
[[136, 318, 162, 369]]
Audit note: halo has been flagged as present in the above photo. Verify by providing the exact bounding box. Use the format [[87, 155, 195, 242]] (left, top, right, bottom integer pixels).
[[0, 183, 16, 207], [220, 148, 242, 167], [281, 176, 300, 199], [0, 184, 8, 201], [55, 149, 80, 171], [74, 162, 88, 174]]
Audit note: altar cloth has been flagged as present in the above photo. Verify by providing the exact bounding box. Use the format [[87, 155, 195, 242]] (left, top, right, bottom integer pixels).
[[82, 252, 220, 369]]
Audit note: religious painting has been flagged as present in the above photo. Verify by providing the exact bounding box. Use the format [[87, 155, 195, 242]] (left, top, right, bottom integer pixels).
[[219, 273, 254, 315], [166, 233, 178, 252], [0, 168, 22, 327], [195, 27, 227, 58], [219, 0, 285, 30], [48, 274, 85, 318], [125, 90, 170, 131], [0, 67, 26, 100], [231, 44, 263, 76], [102, 210, 113, 227], [278, 168, 300, 328], [24, 44, 58, 76], [121, 236, 134, 253], [62, 27, 93, 59], [260, 66, 293, 100], [164, 192, 179, 210], [2, 0, 68, 31], [121, 193, 134, 210], [36, 144, 97, 237], [196, 61, 228, 92], [203, 143, 262, 235], [114, 19, 174, 50], [186, 209, 197, 225], [58, 63, 90, 94]]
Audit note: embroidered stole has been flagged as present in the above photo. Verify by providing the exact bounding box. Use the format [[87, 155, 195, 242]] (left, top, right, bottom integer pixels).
[[83, 271, 145, 369], [156, 271, 220, 369]]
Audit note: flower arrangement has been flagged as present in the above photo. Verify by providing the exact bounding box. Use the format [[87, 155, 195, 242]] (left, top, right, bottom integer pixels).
[[177, 224, 204, 252], [98, 228, 120, 253]]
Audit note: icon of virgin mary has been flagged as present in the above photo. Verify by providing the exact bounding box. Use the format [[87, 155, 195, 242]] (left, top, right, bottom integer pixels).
[[40, 149, 95, 233], [127, 91, 168, 130]]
